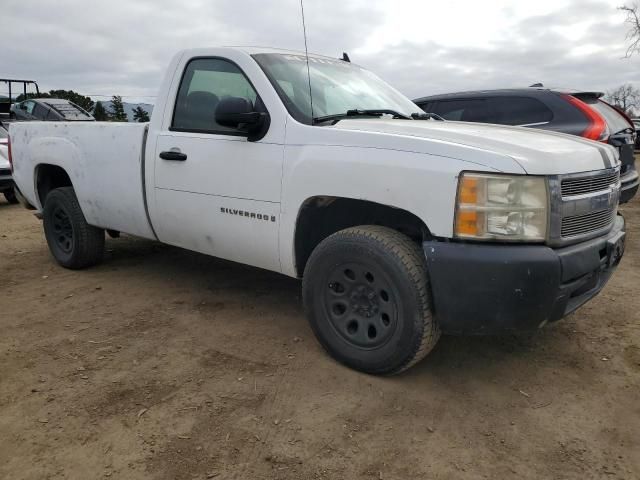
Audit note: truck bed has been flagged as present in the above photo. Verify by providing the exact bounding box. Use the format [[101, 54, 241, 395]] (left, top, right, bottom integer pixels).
[[10, 122, 155, 239]]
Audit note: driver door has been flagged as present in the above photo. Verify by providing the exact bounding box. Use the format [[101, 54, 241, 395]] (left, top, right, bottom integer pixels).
[[150, 57, 284, 273]]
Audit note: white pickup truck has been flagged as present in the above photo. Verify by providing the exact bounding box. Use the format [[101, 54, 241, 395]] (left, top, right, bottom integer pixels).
[[9, 47, 626, 374]]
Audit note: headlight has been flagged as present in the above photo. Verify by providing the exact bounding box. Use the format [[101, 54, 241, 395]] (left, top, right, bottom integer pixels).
[[454, 172, 548, 241]]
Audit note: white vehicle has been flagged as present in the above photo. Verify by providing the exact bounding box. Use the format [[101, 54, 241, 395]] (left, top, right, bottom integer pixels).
[[9, 47, 626, 374]]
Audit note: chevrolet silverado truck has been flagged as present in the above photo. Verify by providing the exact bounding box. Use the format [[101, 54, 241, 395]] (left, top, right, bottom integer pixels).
[[9, 47, 626, 374]]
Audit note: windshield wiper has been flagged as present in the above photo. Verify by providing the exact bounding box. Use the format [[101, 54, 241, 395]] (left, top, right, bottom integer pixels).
[[411, 112, 445, 121], [313, 109, 412, 124]]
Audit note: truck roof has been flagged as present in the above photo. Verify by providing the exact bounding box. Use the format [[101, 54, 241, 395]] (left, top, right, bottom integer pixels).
[[180, 46, 345, 62]]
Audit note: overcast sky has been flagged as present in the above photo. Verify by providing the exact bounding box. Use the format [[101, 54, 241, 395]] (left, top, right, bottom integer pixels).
[[2, 0, 638, 103]]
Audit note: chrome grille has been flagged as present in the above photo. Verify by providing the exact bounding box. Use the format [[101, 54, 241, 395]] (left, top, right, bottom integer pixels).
[[548, 168, 620, 247], [561, 171, 619, 197], [561, 209, 615, 237]]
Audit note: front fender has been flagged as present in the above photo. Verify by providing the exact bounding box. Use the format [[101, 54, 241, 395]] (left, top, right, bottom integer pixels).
[[278, 144, 496, 277]]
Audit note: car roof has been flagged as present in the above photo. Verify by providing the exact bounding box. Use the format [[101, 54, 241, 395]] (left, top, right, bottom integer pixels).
[[414, 88, 605, 103], [20, 98, 78, 106], [19, 98, 66, 104], [23, 98, 92, 119], [40, 98, 75, 105]]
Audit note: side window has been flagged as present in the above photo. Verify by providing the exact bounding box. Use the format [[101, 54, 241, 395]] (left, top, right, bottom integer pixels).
[[23, 101, 36, 115], [32, 103, 49, 120], [487, 96, 553, 126], [45, 108, 58, 120], [276, 80, 294, 99], [429, 99, 492, 122], [172, 58, 258, 133]]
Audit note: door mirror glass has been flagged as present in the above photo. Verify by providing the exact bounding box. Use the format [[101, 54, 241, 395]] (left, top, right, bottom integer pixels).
[[215, 96, 270, 141], [215, 97, 261, 128]]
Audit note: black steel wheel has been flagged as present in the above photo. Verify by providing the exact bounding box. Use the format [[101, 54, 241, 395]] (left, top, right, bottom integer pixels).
[[51, 206, 74, 253], [43, 187, 105, 269], [303, 226, 440, 375], [324, 261, 399, 349]]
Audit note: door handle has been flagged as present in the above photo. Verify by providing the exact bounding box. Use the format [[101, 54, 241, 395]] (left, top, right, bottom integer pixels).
[[159, 150, 187, 161]]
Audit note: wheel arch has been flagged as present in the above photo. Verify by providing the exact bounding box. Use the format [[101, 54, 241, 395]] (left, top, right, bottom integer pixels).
[[293, 195, 432, 278], [34, 163, 74, 209]]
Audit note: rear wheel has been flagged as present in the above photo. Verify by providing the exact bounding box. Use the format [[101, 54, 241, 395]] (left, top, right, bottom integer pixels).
[[302, 226, 440, 375], [3, 188, 18, 204], [43, 187, 105, 269]]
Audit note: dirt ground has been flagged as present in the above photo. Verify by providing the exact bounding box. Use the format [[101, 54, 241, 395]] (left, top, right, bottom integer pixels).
[[0, 192, 639, 480]]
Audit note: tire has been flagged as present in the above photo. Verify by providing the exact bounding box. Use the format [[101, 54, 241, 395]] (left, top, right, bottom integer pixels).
[[43, 187, 105, 269], [4, 188, 18, 204], [302, 226, 440, 375]]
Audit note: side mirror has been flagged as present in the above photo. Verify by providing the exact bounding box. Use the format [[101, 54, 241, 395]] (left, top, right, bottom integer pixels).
[[215, 97, 270, 142]]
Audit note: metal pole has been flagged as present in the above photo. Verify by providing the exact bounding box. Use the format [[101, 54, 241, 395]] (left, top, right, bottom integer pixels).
[[300, 0, 314, 122]]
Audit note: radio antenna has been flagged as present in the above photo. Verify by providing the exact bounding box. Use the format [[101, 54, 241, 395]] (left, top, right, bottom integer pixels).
[[300, 0, 314, 122]]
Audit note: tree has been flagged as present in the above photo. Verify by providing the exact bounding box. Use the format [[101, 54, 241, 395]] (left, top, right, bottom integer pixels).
[[605, 83, 640, 115], [15, 92, 44, 102], [132, 106, 150, 122], [47, 90, 94, 112], [109, 95, 128, 122], [620, 4, 640, 57], [93, 101, 109, 121]]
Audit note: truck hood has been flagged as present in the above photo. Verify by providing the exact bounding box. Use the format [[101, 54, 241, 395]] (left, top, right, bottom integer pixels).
[[331, 119, 618, 175]]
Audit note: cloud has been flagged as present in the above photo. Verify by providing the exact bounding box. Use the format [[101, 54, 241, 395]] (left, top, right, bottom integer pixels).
[[353, 0, 639, 98], [1, 0, 638, 103]]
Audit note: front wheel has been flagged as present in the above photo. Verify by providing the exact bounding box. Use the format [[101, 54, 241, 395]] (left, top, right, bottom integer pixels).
[[302, 226, 440, 375], [43, 187, 105, 269]]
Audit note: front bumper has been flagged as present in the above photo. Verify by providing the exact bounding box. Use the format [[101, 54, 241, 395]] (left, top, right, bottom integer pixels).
[[620, 168, 639, 204], [423, 215, 626, 335]]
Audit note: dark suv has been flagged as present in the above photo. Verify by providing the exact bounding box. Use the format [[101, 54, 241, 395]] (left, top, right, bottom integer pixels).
[[414, 89, 639, 203]]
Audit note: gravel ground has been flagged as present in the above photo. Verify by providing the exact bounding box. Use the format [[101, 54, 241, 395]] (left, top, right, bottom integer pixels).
[[0, 189, 639, 480]]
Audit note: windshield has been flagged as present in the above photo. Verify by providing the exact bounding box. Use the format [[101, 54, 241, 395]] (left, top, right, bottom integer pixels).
[[252, 53, 420, 124]]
